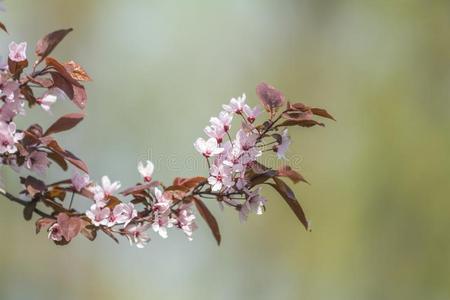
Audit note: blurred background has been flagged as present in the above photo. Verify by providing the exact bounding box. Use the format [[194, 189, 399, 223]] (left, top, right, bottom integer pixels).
[[1, 0, 449, 299]]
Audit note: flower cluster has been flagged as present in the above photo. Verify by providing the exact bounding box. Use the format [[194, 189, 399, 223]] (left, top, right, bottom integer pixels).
[[0, 9, 334, 248]]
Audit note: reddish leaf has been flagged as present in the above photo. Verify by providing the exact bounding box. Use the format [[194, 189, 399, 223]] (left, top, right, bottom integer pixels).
[[80, 221, 97, 241], [46, 57, 82, 87], [35, 28, 73, 62], [120, 182, 157, 196], [43, 138, 89, 173], [8, 58, 28, 75], [256, 82, 285, 113], [21, 176, 46, 197], [173, 176, 207, 189], [193, 197, 221, 245], [50, 71, 74, 99], [47, 152, 68, 171], [269, 177, 309, 230], [280, 119, 325, 128], [64, 60, 92, 81], [72, 84, 87, 109], [23, 199, 38, 221], [0, 21, 7, 33], [44, 113, 84, 136], [311, 107, 336, 121], [277, 165, 308, 184]]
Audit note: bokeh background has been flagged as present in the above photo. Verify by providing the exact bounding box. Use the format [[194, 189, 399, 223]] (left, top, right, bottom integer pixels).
[[1, 0, 449, 299]]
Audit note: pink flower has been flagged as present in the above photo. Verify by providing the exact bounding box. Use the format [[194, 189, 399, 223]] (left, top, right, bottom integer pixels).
[[239, 188, 267, 222], [48, 223, 63, 241], [8, 41, 27, 62], [209, 111, 233, 133], [243, 104, 261, 123], [36, 93, 57, 112], [208, 164, 233, 192], [92, 175, 121, 204], [25, 151, 49, 175], [153, 187, 171, 214], [125, 223, 151, 248], [223, 94, 246, 114], [175, 204, 197, 241], [275, 129, 290, 159], [86, 204, 110, 227], [1, 81, 20, 102], [151, 188, 175, 238], [0, 121, 23, 154], [0, 99, 25, 122], [113, 203, 137, 227], [194, 137, 224, 158], [204, 125, 225, 143], [71, 172, 90, 192], [138, 160, 154, 182]]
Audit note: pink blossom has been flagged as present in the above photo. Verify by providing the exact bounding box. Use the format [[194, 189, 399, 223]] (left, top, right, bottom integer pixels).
[[223, 94, 246, 114], [204, 125, 225, 143], [25, 151, 49, 175], [8, 41, 27, 62], [71, 172, 90, 192], [210, 111, 233, 133], [48, 223, 63, 241], [138, 160, 154, 182], [125, 223, 151, 248], [175, 204, 197, 241], [275, 129, 291, 159], [0, 99, 25, 122], [92, 175, 121, 203], [1, 81, 20, 102], [36, 93, 57, 112], [239, 188, 267, 222], [0, 121, 23, 154], [86, 204, 110, 227], [208, 164, 233, 192], [113, 203, 137, 227], [243, 104, 261, 123], [151, 188, 175, 238], [194, 137, 224, 158]]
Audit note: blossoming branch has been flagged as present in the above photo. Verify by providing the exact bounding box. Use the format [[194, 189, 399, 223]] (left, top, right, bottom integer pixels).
[[0, 16, 334, 248]]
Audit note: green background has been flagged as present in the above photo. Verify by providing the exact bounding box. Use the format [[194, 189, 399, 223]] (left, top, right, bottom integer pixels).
[[1, 1, 449, 299]]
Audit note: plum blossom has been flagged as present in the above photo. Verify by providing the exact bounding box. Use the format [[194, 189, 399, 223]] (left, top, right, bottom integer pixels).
[[194, 137, 224, 157], [0, 121, 23, 154], [112, 203, 137, 227], [209, 111, 232, 133], [138, 160, 154, 182], [175, 204, 197, 240], [8, 41, 27, 62], [239, 188, 267, 222], [71, 172, 90, 192], [25, 151, 49, 175], [86, 204, 110, 226], [48, 223, 63, 241], [152, 187, 174, 238], [243, 104, 261, 123], [223, 94, 246, 114], [0, 99, 25, 122], [1, 81, 20, 102], [125, 223, 151, 248], [208, 164, 233, 192], [92, 175, 121, 204], [204, 125, 225, 143], [37, 93, 57, 112], [275, 129, 291, 159]]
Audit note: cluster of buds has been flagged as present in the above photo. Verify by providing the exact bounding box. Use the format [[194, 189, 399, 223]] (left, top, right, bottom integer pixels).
[[0, 8, 334, 248]]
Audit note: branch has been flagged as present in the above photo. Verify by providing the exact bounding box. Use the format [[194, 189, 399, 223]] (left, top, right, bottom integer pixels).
[[0, 188, 52, 218]]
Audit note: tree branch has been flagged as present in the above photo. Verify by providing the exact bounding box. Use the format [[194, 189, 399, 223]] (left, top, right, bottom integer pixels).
[[0, 188, 52, 218]]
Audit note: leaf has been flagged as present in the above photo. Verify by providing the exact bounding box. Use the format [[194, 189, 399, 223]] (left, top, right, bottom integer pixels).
[[277, 165, 308, 184], [21, 176, 46, 197], [80, 222, 97, 241], [311, 107, 336, 121], [193, 197, 221, 245], [279, 119, 325, 128], [35, 28, 73, 62], [269, 177, 309, 230], [64, 60, 92, 81], [50, 71, 74, 99], [47, 152, 68, 171], [0, 21, 7, 33], [46, 57, 82, 87], [44, 113, 84, 136], [47, 187, 66, 202], [101, 227, 119, 244], [20, 85, 37, 107], [256, 82, 285, 113], [43, 138, 89, 173], [72, 84, 87, 109], [173, 176, 207, 189], [8, 58, 28, 75], [120, 182, 156, 196], [23, 199, 38, 221]]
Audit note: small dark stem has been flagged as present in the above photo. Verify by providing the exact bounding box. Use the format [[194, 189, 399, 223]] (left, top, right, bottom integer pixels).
[[68, 192, 75, 210], [0, 188, 51, 218]]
